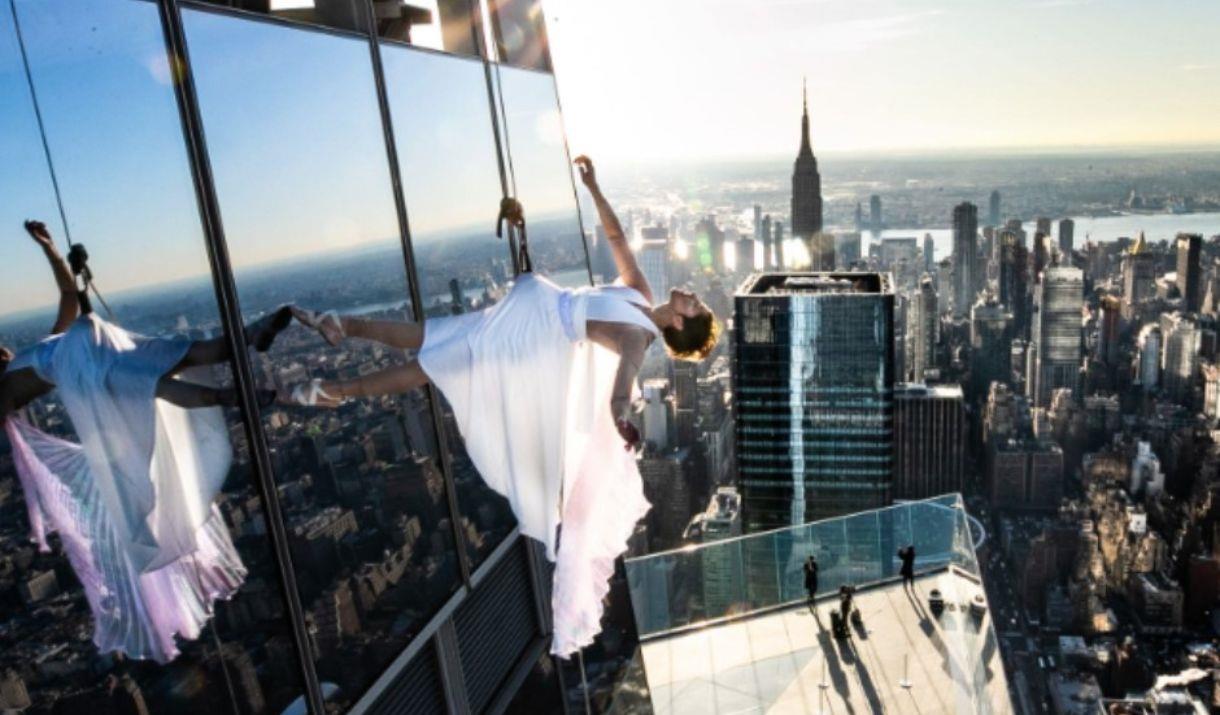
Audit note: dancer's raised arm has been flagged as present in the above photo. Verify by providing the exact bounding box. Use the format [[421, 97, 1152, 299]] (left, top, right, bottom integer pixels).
[[24, 220, 78, 334], [574, 155, 653, 304]]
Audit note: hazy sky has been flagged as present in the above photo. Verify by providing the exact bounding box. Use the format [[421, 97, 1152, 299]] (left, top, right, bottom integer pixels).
[[546, 0, 1220, 164]]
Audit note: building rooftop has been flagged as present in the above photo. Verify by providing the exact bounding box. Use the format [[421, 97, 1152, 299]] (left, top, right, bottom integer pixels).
[[640, 568, 1012, 714], [896, 382, 966, 399], [739, 272, 892, 297]]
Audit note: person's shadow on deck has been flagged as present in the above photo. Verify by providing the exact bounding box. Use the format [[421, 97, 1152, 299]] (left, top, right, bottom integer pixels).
[[813, 604, 856, 715]]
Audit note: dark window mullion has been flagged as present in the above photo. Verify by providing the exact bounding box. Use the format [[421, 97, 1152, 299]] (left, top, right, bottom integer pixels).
[[155, 1, 325, 713], [358, 0, 474, 589]]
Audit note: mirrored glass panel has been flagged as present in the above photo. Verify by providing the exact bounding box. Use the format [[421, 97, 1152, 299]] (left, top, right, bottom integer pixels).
[[495, 65, 590, 286], [380, 44, 518, 566], [0, 1, 306, 712], [489, 0, 551, 71], [182, 9, 462, 707]]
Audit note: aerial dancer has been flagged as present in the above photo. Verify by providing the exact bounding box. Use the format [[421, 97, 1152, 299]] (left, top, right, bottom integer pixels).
[[0, 221, 290, 663], [284, 156, 720, 656]]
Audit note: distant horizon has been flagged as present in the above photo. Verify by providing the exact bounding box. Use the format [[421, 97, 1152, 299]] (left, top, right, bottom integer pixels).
[[592, 143, 1220, 173]]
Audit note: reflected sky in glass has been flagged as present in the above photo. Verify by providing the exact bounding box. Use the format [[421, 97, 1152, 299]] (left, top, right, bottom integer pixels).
[[495, 65, 589, 285], [0, 0, 208, 320]]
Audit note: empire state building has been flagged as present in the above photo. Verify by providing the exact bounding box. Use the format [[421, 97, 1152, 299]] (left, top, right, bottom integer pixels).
[[790, 81, 830, 268]]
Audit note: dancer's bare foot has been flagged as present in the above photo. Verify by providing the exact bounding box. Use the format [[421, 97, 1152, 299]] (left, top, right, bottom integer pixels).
[[247, 306, 293, 352], [292, 307, 345, 347]]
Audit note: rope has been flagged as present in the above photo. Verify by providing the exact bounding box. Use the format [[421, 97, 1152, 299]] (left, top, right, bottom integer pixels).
[[8, 0, 71, 249], [9, 0, 116, 322]]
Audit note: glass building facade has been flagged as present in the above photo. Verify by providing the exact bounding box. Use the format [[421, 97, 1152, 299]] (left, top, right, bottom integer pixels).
[[0, 1, 584, 712], [734, 273, 895, 532]]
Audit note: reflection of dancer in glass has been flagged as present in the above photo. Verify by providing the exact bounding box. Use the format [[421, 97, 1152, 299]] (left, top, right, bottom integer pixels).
[[0, 221, 291, 663], [285, 156, 720, 656]]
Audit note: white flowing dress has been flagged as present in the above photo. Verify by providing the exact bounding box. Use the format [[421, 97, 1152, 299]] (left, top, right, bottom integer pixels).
[[4, 314, 245, 663], [418, 273, 656, 657]]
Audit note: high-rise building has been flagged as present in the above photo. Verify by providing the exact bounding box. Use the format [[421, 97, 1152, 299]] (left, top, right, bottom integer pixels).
[[1176, 232, 1203, 312], [836, 232, 861, 269], [773, 221, 785, 269], [1058, 218, 1075, 257], [998, 229, 1029, 336], [693, 217, 726, 275], [752, 204, 762, 240], [952, 202, 979, 317], [760, 214, 774, 269], [989, 190, 1001, 226], [908, 276, 938, 381], [1036, 216, 1052, 237], [641, 379, 673, 451], [639, 449, 692, 548], [1122, 232, 1157, 319], [970, 299, 1013, 396], [638, 237, 670, 300], [1032, 231, 1051, 282], [735, 235, 755, 274], [893, 383, 966, 499], [1098, 295, 1121, 367], [682, 487, 744, 615], [809, 232, 835, 271], [789, 81, 823, 242], [923, 232, 935, 275], [1137, 324, 1162, 391], [869, 194, 882, 231], [734, 273, 894, 530], [0, 3, 590, 711], [988, 438, 1064, 510], [1161, 312, 1201, 404], [1029, 266, 1084, 406]]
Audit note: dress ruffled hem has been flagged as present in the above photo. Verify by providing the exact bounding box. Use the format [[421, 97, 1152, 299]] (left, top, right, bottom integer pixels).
[[549, 461, 651, 658]]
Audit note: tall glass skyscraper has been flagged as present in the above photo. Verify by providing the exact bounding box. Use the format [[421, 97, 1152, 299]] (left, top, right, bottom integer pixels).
[[0, 1, 582, 712], [734, 273, 895, 531]]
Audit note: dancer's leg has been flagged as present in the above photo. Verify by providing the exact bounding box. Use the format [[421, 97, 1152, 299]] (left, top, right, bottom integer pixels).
[[171, 336, 230, 373], [157, 377, 275, 409], [156, 377, 232, 408], [169, 307, 292, 374], [340, 317, 424, 350], [287, 360, 429, 407]]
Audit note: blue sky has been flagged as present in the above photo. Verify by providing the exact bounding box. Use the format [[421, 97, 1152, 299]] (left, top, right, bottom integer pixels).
[[0, 2, 553, 317], [5, 0, 1219, 318]]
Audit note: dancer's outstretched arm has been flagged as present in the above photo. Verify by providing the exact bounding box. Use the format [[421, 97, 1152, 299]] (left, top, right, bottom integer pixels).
[[341, 317, 423, 350], [24, 221, 79, 334], [574, 156, 653, 304]]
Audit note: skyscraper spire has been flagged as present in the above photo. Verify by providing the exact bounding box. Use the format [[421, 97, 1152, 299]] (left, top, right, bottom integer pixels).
[[791, 79, 824, 249], [799, 76, 813, 158]]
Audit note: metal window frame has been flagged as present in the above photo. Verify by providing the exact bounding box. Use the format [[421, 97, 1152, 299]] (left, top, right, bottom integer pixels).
[[153, 2, 327, 713]]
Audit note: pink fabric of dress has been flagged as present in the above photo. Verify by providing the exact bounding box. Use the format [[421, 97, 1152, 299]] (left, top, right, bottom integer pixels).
[[2, 315, 245, 663], [418, 274, 653, 657]]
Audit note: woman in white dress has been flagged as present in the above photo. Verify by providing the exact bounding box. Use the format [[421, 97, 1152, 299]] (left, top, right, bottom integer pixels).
[[284, 156, 720, 656], [0, 221, 291, 662]]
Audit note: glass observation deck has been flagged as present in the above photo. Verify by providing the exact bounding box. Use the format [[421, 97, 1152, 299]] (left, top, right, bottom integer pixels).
[[619, 495, 1013, 714], [625, 494, 983, 638]]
